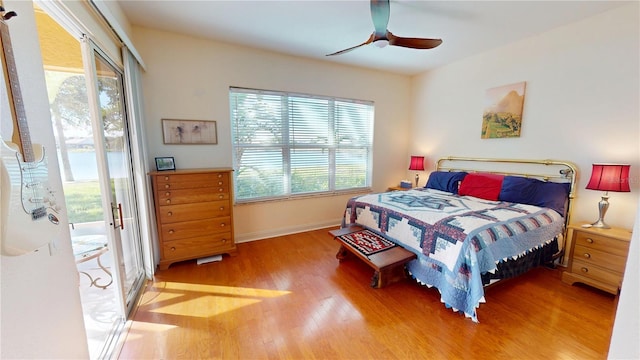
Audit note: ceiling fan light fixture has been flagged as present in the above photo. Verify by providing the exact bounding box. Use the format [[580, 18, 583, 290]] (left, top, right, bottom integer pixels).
[[374, 39, 389, 48]]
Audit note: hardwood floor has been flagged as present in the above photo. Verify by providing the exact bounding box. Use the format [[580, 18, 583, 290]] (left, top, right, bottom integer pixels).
[[118, 228, 617, 359]]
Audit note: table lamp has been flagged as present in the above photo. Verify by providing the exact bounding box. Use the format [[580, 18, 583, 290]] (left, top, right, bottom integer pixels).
[[585, 163, 630, 229], [408, 155, 425, 187]]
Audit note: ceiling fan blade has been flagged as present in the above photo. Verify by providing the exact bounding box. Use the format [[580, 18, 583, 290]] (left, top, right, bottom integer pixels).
[[370, 0, 390, 36], [326, 33, 375, 56], [387, 31, 443, 49]]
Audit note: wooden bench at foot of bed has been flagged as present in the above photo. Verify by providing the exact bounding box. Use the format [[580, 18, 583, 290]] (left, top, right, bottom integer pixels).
[[330, 225, 416, 288]]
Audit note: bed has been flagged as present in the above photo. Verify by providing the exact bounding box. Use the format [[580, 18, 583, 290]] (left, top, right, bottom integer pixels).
[[341, 157, 577, 322]]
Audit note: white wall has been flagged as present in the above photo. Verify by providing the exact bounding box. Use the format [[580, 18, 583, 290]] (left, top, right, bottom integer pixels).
[[0, 0, 88, 358], [609, 199, 640, 359], [131, 27, 412, 242], [410, 4, 639, 231]]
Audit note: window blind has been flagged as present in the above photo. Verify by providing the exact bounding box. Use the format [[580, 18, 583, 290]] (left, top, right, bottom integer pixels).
[[230, 87, 373, 202]]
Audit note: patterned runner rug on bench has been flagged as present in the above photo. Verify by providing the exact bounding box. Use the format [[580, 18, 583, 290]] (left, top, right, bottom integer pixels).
[[336, 229, 396, 256]]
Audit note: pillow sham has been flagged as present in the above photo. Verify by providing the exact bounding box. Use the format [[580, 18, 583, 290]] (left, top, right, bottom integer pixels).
[[499, 176, 570, 216], [458, 173, 505, 200], [425, 171, 468, 194]]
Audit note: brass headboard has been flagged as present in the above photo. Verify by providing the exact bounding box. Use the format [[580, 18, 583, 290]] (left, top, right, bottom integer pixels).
[[435, 156, 578, 252]]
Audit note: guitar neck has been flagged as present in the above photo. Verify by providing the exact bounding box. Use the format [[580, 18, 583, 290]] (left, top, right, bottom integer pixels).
[[0, 11, 35, 163]]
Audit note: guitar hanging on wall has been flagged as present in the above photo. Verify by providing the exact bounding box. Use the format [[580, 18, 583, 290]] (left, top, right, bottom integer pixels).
[[1, 6, 59, 256]]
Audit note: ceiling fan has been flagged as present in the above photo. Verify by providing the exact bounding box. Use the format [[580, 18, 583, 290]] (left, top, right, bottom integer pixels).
[[326, 0, 442, 56]]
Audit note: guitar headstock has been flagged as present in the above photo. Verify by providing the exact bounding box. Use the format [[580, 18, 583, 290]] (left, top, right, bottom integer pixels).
[[0, 6, 18, 21]]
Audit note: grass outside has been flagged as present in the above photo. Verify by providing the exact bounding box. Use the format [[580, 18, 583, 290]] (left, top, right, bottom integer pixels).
[[63, 181, 104, 223]]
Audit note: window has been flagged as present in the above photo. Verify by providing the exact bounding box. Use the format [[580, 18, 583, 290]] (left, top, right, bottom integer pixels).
[[230, 87, 374, 203]]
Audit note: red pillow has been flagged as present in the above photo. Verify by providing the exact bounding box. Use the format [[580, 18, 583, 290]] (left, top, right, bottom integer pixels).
[[458, 173, 505, 201]]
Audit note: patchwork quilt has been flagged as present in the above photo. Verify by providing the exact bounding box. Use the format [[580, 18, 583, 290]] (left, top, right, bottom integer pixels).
[[342, 188, 563, 322]]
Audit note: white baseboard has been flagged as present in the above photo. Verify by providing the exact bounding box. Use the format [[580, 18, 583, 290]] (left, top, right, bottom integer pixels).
[[235, 219, 341, 243]]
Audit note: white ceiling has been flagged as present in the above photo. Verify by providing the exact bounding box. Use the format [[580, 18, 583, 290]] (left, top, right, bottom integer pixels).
[[116, 0, 629, 76]]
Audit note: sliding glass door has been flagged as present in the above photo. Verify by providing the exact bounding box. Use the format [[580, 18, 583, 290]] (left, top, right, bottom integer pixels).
[[88, 45, 145, 312], [35, 5, 146, 359]]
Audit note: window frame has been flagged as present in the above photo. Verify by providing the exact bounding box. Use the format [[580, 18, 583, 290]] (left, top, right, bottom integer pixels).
[[229, 87, 374, 204]]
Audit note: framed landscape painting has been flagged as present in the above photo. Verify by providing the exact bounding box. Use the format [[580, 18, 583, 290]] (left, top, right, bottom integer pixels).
[[481, 81, 526, 139]]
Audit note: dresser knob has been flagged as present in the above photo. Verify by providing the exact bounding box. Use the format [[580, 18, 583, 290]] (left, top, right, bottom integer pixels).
[[218, 181, 223, 186], [167, 211, 173, 217], [165, 192, 170, 196], [222, 238, 227, 243], [218, 188, 223, 192], [581, 267, 589, 273], [220, 223, 226, 227], [164, 184, 170, 189], [170, 247, 176, 251], [164, 176, 169, 181], [166, 199, 171, 204], [583, 253, 591, 259], [168, 230, 174, 234], [586, 238, 594, 244], [219, 195, 224, 199], [219, 207, 224, 211], [217, 174, 222, 178]]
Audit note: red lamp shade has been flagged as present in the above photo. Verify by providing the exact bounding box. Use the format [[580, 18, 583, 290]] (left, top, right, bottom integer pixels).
[[585, 164, 631, 192], [408, 156, 425, 171]]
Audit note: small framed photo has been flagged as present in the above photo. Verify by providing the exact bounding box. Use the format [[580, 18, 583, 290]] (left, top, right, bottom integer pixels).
[[155, 157, 176, 171]]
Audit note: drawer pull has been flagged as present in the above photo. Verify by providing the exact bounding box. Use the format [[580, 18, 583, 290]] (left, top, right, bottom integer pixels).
[[218, 181, 223, 185], [219, 207, 224, 211], [170, 247, 176, 251], [164, 184, 170, 189], [220, 223, 226, 227], [581, 267, 589, 273], [168, 230, 174, 234], [165, 192, 170, 196], [222, 238, 227, 243], [166, 199, 171, 204], [167, 211, 173, 217], [217, 174, 223, 178], [164, 176, 169, 181], [218, 188, 223, 192], [586, 238, 594, 244], [583, 253, 591, 259], [219, 195, 224, 199]]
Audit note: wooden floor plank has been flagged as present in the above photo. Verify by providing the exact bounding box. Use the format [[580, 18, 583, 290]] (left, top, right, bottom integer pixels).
[[118, 227, 617, 359]]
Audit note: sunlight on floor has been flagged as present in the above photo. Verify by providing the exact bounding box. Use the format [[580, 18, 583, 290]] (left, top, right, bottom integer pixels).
[[122, 321, 178, 342], [143, 282, 292, 318]]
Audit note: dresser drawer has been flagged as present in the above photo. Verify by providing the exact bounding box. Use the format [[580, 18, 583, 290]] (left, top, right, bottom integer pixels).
[[158, 200, 231, 223], [154, 172, 229, 190], [161, 217, 232, 241], [571, 259, 623, 287], [573, 245, 627, 273], [162, 232, 234, 261], [574, 231, 628, 257], [156, 188, 229, 205]]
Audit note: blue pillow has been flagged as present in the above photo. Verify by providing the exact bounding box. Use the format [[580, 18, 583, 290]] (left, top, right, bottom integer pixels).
[[498, 176, 570, 216], [425, 171, 468, 194]]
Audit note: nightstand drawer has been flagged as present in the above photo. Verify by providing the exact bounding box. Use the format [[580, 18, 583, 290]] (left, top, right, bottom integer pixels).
[[573, 245, 627, 273], [574, 231, 628, 257], [562, 224, 631, 295], [571, 259, 623, 286]]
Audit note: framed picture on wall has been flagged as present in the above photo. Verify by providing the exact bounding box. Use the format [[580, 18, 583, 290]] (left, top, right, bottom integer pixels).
[[162, 119, 218, 144], [155, 157, 176, 171], [481, 81, 526, 139]]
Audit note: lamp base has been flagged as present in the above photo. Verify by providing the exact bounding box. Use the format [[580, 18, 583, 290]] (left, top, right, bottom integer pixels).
[[590, 219, 611, 229], [590, 195, 611, 229]]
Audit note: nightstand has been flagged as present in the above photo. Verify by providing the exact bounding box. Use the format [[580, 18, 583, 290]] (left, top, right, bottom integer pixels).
[[387, 186, 412, 191], [561, 224, 631, 294]]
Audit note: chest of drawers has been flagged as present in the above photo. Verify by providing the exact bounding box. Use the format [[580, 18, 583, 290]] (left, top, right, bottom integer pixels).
[[150, 168, 236, 270], [561, 224, 631, 294]]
